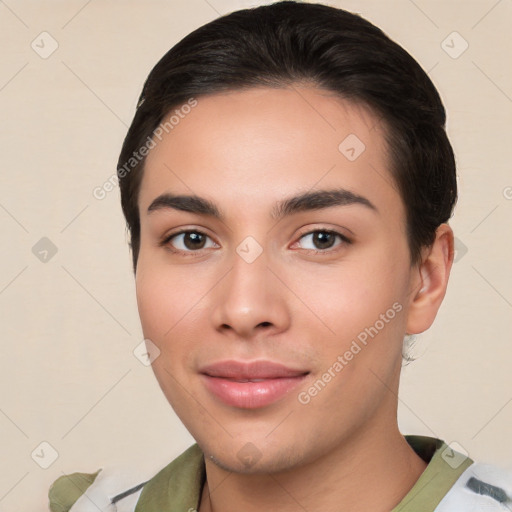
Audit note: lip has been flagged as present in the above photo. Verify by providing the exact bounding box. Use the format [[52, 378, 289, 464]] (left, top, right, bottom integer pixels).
[[199, 360, 309, 409]]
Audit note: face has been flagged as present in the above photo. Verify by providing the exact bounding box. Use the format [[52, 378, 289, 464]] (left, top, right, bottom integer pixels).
[[135, 86, 422, 473]]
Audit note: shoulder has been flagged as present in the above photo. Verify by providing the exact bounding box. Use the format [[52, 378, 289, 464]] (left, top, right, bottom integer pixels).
[[395, 436, 511, 511], [48, 466, 148, 512], [47, 444, 204, 512], [436, 461, 512, 511]]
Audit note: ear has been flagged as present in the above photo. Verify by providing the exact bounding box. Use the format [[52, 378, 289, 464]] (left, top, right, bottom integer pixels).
[[406, 223, 455, 335]]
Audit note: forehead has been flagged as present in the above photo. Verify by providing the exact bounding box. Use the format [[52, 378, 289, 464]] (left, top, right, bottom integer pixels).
[[138, 86, 401, 220]]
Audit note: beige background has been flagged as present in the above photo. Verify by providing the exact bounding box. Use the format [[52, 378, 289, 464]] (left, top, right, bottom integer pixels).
[[0, 0, 511, 510]]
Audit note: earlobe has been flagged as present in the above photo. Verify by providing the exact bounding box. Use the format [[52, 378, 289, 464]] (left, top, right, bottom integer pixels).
[[406, 223, 454, 335]]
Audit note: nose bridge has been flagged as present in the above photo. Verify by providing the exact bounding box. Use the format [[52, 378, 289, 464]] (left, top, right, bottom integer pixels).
[[210, 237, 289, 336], [227, 238, 272, 309]]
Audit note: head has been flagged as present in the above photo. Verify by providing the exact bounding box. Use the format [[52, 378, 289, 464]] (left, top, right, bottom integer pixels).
[[118, 1, 457, 473]]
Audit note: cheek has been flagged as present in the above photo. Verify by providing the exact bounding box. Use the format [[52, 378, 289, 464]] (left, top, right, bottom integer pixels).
[[134, 255, 217, 392], [135, 255, 204, 341], [135, 268, 173, 340], [289, 252, 410, 391], [135, 264, 196, 401], [292, 259, 406, 341]]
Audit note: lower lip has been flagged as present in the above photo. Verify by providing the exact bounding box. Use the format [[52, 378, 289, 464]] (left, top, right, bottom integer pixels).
[[201, 374, 308, 409]]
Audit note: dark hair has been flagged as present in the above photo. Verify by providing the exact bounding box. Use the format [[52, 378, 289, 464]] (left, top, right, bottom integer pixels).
[[117, 0, 457, 273]]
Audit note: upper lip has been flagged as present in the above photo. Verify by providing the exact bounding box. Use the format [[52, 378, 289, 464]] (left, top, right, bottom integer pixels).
[[199, 360, 309, 379]]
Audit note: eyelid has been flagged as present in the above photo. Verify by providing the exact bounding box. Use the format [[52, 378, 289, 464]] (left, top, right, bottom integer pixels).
[[295, 225, 351, 240]]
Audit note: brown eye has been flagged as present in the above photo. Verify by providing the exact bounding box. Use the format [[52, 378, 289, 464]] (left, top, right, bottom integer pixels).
[[297, 230, 350, 252], [313, 231, 336, 250], [163, 230, 217, 253], [182, 232, 207, 250]]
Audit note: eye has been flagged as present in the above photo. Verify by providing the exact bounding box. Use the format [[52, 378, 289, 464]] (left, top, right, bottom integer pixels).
[[296, 229, 350, 252], [161, 229, 218, 253]]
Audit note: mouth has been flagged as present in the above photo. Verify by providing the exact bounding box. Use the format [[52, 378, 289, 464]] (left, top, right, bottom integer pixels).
[[199, 360, 310, 409]]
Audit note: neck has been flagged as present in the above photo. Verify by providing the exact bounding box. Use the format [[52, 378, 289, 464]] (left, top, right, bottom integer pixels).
[[199, 418, 427, 512]]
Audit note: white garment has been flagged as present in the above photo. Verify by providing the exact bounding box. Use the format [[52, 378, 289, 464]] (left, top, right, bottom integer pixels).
[[65, 460, 512, 511], [436, 462, 512, 511], [68, 467, 145, 512]]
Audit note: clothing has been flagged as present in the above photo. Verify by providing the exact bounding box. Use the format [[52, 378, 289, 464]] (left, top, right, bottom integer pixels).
[[48, 435, 512, 511]]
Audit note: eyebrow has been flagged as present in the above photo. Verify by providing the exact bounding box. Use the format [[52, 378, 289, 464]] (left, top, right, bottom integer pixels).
[[147, 188, 378, 220]]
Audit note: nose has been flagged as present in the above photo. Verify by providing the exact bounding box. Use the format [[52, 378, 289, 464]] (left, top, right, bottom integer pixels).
[[210, 245, 291, 340]]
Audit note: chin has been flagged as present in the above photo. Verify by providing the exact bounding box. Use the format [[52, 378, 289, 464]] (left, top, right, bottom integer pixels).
[[199, 437, 310, 475]]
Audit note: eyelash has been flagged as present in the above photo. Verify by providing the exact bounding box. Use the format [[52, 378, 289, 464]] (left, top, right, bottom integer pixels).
[[160, 228, 352, 257]]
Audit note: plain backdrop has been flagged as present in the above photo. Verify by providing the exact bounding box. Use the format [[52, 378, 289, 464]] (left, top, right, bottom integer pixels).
[[0, 0, 511, 510]]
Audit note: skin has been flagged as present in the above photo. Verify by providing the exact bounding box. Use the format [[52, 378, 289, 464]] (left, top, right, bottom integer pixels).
[[135, 85, 454, 512]]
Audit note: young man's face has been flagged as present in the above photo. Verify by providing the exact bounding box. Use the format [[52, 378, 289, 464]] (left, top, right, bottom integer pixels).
[[135, 86, 426, 473]]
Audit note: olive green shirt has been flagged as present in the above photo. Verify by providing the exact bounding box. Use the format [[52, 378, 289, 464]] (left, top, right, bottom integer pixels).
[[49, 435, 474, 511]]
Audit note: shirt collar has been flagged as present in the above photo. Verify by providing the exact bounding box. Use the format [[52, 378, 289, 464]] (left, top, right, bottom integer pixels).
[[135, 436, 473, 512]]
